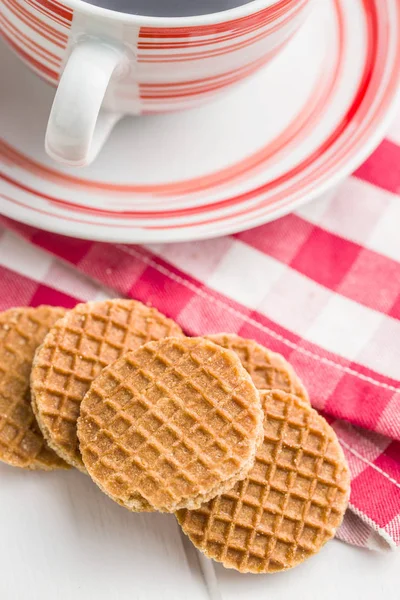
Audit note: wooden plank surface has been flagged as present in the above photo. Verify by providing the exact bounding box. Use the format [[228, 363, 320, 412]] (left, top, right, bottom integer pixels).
[[0, 463, 207, 600], [1, 462, 399, 600]]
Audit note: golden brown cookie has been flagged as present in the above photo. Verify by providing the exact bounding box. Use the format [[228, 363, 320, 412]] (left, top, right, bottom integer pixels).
[[31, 300, 184, 471], [0, 306, 69, 470], [207, 334, 309, 403], [177, 390, 350, 573], [78, 337, 264, 513]]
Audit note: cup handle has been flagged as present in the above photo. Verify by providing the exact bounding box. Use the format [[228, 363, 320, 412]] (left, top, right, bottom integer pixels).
[[45, 39, 126, 167]]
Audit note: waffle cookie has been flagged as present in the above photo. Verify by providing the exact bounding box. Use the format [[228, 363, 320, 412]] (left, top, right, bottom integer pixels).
[[78, 337, 264, 513], [31, 300, 184, 471], [0, 306, 69, 470], [207, 334, 309, 403], [177, 390, 350, 573]]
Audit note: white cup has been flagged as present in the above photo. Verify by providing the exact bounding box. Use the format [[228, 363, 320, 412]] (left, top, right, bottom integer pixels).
[[2, 0, 313, 166]]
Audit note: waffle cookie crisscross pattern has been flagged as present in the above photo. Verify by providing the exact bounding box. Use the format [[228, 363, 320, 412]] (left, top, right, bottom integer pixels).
[[0, 306, 68, 470], [78, 337, 263, 512], [31, 300, 184, 470], [207, 334, 309, 402], [177, 390, 350, 573]]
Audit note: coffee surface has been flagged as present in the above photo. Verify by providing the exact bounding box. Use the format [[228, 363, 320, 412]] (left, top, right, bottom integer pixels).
[[84, 1, 253, 17]]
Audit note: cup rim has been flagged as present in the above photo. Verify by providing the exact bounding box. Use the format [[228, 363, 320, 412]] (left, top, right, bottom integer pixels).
[[61, 0, 287, 26]]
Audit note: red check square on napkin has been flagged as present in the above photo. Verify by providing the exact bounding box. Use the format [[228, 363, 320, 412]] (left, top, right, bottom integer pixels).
[[1, 111, 400, 552]]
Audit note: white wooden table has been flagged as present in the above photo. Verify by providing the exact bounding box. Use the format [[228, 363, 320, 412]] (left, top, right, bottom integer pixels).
[[1, 463, 398, 600]]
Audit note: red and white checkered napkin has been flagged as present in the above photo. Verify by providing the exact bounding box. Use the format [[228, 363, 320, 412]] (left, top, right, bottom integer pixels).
[[1, 115, 400, 553]]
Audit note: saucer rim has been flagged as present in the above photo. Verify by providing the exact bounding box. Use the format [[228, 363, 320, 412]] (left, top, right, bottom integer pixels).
[[1, 0, 400, 243]]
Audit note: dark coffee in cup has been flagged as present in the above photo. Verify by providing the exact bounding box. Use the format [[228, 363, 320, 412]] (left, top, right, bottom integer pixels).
[[84, 1, 253, 17]]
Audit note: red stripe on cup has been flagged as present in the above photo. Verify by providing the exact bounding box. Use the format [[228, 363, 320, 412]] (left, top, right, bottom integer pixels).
[[138, 12, 301, 63], [3, 0, 68, 49], [139, 0, 306, 39], [1, 12, 62, 66], [31, 0, 73, 23], [0, 29, 60, 81], [25, 0, 70, 27], [138, 0, 309, 50], [4, 0, 68, 44]]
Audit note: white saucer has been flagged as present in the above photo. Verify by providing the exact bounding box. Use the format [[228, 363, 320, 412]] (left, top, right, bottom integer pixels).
[[1, 0, 400, 243]]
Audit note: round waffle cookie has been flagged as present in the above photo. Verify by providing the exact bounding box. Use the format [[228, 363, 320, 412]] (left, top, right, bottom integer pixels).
[[0, 306, 69, 470], [177, 390, 350, 573], [207, 334, 309, 403], [31, 300, 184, 471], [77, 337, 264, 513]]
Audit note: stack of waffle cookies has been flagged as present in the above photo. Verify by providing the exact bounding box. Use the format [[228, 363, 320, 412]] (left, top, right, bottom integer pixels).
[[0, 300, 350, 574]]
